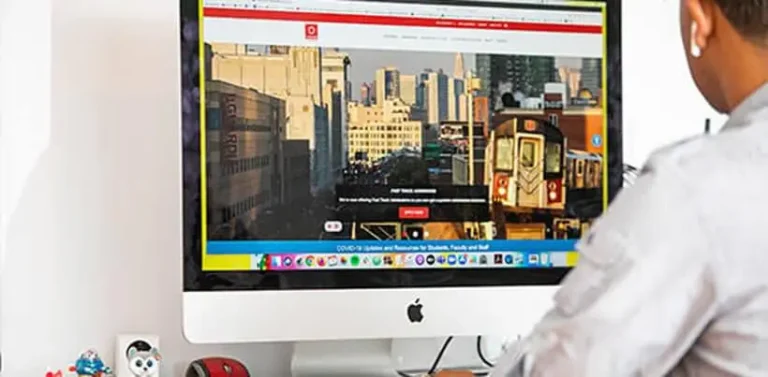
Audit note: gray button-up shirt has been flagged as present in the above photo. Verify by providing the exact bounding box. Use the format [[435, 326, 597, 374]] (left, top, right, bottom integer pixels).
[[490, 82, 768, 377]]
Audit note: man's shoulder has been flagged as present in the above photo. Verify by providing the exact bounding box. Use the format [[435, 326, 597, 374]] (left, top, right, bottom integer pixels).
[[637, 136, 713, 193], [632, 127, 768, 245], [642, 128, 765, 189], [640, 136, 704, 175]]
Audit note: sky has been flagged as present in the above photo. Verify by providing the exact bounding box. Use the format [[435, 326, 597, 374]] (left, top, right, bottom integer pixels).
[[247, 45, 476, 100], [340, 48, 475, 100], [248, 45, 585, 100], [338, 50, 586, 100]]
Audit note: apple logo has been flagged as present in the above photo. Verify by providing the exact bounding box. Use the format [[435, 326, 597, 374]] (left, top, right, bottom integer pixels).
[[407, 299, 424, 323]]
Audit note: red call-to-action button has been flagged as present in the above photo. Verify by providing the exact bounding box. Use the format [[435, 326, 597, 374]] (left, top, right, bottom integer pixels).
[[399, 206, 430, 220]]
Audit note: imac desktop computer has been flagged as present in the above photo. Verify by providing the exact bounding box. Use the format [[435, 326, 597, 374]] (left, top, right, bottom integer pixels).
[[181, 0, 622, 374]]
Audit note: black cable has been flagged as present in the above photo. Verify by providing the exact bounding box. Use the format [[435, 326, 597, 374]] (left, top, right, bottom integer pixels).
[[398, 370, 489, 377], [476, 336, 495, 368], [427, 336, 454, 375], [400, 335, 502, 376]]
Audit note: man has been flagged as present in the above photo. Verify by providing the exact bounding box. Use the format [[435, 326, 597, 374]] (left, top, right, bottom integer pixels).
[[490, 0, 768, 375]]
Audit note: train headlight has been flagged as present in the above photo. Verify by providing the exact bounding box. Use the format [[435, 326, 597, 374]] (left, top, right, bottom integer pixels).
[[546, 181, 561, 203], [493, 174, 509, 200]]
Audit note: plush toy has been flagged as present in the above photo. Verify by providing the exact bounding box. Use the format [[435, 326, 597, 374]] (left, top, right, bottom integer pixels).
[[73, 349, 112, 377]]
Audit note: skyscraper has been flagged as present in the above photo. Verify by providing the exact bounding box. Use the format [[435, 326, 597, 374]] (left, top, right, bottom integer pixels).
[[370, 81, 377, 104], [210, 44, 330, 191], [453, 52, 465, 78], [416, 71, 431, 109], [558, 67, 581, 100], [425, 70, 449, 125], [322, 51, 351, 173], [399, 74, 417, 106], [581, 58, 602, 95], [447, 78, 466, 121], [374, 67, 401, 104], [360, 83, 372, 106], [475, 54, 491, 98]]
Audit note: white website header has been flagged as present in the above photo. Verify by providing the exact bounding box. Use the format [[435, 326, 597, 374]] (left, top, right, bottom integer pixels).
[[203, 0, 604, 57], [203, 0, 603, 25]]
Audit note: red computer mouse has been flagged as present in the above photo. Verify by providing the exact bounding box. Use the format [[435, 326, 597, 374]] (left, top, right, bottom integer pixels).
[[185, 358, 250, 377]]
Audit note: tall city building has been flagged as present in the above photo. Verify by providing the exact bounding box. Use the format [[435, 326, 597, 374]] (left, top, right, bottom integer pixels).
[[210, 43, 324, 102], [204, 43, 213, 80], [447, 78, 466, 121], [558, 67, 582, 100], [322, 51, 351, 173], [375, 66, 401, 104], [475, 54, 491, 98], [347, 98, 424, 163], [425, 70, 449, 125], [416, 72, 429, 110], [399, 74, 417, 107], [453, 52, 465, 78], [370, 80, 377, 104], [205, 80, 296, 234], [474, 54, 556, 109], [209, 43, 331, 192], [360, 83, 372, 106], [323, 84, 343, 183], [473, 96, 490, 125], [580, 58, 602, 96], [281, 139, 311, 208], [457, 94, 469, 122]]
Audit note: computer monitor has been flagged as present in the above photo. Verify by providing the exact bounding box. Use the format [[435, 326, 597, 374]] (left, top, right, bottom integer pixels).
[[181, 0, 622, 343]]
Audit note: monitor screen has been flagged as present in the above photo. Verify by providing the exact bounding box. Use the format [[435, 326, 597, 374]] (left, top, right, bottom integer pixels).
[[182, 0, 623, 291]]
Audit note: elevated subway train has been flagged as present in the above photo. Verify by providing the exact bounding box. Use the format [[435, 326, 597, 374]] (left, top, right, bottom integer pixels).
[[567, 149, 602, 189], [486, 113, 603, 240]]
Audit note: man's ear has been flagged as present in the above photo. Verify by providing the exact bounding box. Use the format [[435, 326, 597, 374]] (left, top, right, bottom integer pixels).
[[684, 0, 715, 51]]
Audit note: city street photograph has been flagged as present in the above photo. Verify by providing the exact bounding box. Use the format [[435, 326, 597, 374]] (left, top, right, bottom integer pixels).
[[203, 43, 605, 241]]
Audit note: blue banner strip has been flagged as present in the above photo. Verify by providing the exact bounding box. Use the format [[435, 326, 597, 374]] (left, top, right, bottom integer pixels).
[[206, 240, 578, 254]]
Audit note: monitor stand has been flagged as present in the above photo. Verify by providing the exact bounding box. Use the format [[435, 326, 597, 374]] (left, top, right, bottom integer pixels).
[[290, 336, 496, 376], [290, 339, 396, 377]]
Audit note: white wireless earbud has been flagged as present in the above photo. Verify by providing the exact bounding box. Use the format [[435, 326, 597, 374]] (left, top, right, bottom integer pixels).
[[691, 22, 701, 58]]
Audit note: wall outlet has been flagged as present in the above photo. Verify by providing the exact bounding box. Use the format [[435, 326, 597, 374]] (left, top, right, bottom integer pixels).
[[115, 334, 160, 377]]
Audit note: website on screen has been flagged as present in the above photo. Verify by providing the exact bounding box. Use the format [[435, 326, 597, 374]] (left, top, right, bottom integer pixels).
[[199, 0, 606, 272]]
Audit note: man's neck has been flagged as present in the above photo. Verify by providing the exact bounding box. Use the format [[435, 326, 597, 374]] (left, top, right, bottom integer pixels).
[[721, 46, 768, 113]]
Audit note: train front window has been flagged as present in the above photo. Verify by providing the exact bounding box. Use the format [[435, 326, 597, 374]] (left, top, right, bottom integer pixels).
[[520, 140, 536, 168], [545, 142, 562, 173], [495, 138, 514, 171]]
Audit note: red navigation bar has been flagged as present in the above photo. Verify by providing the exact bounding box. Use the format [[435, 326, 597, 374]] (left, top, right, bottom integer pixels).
[[203, 8, 603, 34]]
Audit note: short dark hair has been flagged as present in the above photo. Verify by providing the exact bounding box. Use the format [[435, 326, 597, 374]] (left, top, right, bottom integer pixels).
[[713, 0, 768, 43]]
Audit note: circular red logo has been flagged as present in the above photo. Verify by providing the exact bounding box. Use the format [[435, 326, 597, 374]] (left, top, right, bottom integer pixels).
[[305, 24, 318, 39]]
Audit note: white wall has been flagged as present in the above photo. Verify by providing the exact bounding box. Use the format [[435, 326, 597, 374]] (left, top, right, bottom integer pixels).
[[622, 0, 727, 167], [0, 0, 292, 375], [0, 0, 725, 376]]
